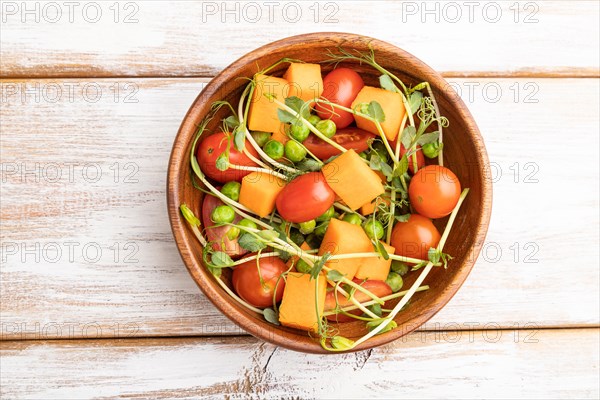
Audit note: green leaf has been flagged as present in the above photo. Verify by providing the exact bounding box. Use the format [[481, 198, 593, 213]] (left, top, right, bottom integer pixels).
[[379, 74, 397, 92], [369, 153, 382, 170], [285, 96, 310, 120], [407, 91, 423, 114], [395, 214, 410, 223], [233, 127, 246, 151], [380, 162, 393, 181], [263, 308, 280, 325], [401, 126, 415, 149], [277, 108, 296, 124], [180, 204, 200, 227], [310, 252, 331, 280], [296, 159, 322, 172], [366, 319, 397, 334], [258, 230, 279, 242], [416, 131, 440, 146], [327, 269, 344, 282], [224, 115, 240, 130], [238, 233, 267, 252], [367, 101, 385, 123], [331, 336, 355, 350], [428, 247, 441, 264], [211, 251, 234, 267], [372, 239, 390, 260], [394, 155, 409, 177], [215, 153, 229, 171]]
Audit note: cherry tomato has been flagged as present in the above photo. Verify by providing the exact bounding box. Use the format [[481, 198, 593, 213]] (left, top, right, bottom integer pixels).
[[316, 68, 365, 129], [409, 165, 461, 219], [303, 127, 376, 160], [391, 214, 441, 261], [201, 194, 248, 257], [232, 254, 287, 308], [325, 279, 392, 322], [197, 132, 259, 183], [276, 172, 335, 223]]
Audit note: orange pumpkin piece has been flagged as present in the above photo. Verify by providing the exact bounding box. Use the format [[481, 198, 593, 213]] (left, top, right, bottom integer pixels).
[[239, 171, 286, 218], [270, 123, 289, 144], [279, 272, 327, 332], [318, 218, 372, 280], [355, 241, 395, 281], [283, 63, 324, 103], [248, 74, 290, 134], [351, 86, 406, 141], [322, 149, 385, 210]]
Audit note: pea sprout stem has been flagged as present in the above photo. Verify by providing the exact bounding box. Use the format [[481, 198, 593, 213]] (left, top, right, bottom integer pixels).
[[228, 164, 288, 181], [270, 98, 348, 153], [333, 284, 379, 319], [350, 188, 469, 349], [215, 275, 263, 314], [333, 202, 365, 219], [323, 285, 430, 316]]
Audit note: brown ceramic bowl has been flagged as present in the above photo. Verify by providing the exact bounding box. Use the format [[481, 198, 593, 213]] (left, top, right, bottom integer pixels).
[[167, 33, 492, 354]]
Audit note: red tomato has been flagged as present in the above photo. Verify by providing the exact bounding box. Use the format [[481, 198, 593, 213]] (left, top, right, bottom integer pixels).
[[391, 214, 441, 261], [275, 172, 335, 223], [197, 132, 259, 183], [232, 254, 287, 308], [201, 194, 248, 257], [409, 165, 461, 219], [303, 127, 376, 160], [316, 68, 365, 129], [325, 279, 392, 322]]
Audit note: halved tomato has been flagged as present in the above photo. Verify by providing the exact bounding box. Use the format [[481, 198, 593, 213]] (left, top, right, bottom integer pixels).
[[303, 127, 376, 160], [201, 193, 248, 257]]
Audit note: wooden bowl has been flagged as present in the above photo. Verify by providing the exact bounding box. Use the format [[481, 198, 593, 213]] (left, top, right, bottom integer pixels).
[[167, 33, 492, 354]]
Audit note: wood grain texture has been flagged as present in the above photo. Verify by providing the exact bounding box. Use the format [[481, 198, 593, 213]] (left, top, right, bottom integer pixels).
[[1, 1, 598, 78], [1, 77, 598, 340], [1, 328, 599, 399]]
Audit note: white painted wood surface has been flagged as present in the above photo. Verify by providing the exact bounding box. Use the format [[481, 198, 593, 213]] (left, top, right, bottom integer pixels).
[[1, 78, 598, 340], [1, 328, 598, 399], [1, 1, 598, 77]]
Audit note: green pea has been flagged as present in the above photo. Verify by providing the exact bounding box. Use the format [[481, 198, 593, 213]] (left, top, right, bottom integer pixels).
[[251, 131, 271, 147], [316, 206, 335, 222], [289, 124, 310, 142], [314, 221, 329, 238], [295, 258, 312, 274], [284, 140, 307, 162], [221, 181, 241, 201], [226, 226, 240, 240], [422, 141, 443, 158], [263, 140, 284, 159], [362, 219, 384, 240], [315, 119, 336, 138], [358, 151, 368, 160], [299, 220, 316, 235], [211, 205, 235, 224], [307, 114, 321, 126], [385, 271, 404, 293], [342, 213, 363, 226], [391, 260, 409, 276], [238, 219, 258, 230], [366, 303, 383, 317], [289, 229, 305, 247]]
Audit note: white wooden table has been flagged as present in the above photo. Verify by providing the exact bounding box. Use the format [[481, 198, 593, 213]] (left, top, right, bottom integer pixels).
[[1, 1, 599, 398]]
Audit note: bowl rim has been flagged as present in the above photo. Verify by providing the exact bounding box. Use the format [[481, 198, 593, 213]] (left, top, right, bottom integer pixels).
[[167, 32, 492, 354]]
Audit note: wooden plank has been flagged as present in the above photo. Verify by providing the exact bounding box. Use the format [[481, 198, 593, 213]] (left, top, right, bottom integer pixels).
[[1, 1, 598, 78], [1, 328, 598, 399], [1, 77, 598, 340]]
